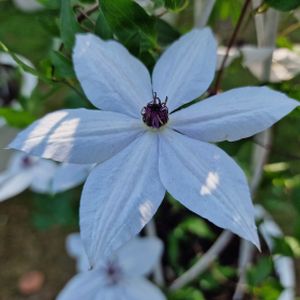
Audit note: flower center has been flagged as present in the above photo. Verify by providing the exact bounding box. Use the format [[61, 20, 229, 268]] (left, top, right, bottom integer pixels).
[[105, 261, 122, 285], [21, 156, 33, 169], [142, 92, 169, 129]]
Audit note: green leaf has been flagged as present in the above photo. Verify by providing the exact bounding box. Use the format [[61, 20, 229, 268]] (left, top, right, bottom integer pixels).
[[264, 0, 300, 11], [0, 108, 36, 128], [0, 41, 52, 84], [247, 257, 273, 286], [272, 236, 294, 257], [95, 8, 113, 40], [181, 217, 215, 239], [101, 0, 157, 53], [164, 0, 189, 12], [0, 41, 39, 77], [155, 18, 180, 46], [31, 192, 78, 230], [50, 50, 75, 79], [252, 278, 283, 300], [169, 287, 206, 300], [60, 0, 81, 49], [38, 0, 61, 9]]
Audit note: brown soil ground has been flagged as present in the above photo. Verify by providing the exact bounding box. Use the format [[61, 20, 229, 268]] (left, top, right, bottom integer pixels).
[[0, 195, 76, 300]]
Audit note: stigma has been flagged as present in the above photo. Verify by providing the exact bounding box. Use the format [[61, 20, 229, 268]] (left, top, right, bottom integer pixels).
[[142, 92, 169, 129]]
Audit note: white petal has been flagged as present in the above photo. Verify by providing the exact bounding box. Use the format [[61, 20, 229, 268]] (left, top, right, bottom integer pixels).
[[0, 170, 33, 202], [9, 109, 144, 164], [171, 87, 299, 143], [123, 278, 166, 300], [117, 237, 163, 277], [271, 48, 300, 82], [159, 130, 260, 247], [73, 34, 152, 118], [30, 159, 57, 193], [80, 132, 165, 267], [57, 274, 166, 300], [13, 0, 44, 12], [57, 270, 109, 300], [51, 163, 93, 194], [66, 233, 90, 272], [152, 28, 217, 112], [241, 46, 300, 82]]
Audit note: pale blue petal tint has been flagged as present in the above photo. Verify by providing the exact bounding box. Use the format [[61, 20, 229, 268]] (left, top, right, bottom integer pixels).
[[51, 163, 93, 194], [57, 274, 166, 300], [152, 28, 217, 112], [66, 233, 90, 273], [159, 129, 260, 248], [56, 270, 108, 300], [0, 152, 35, 201], [9, 109, 144, 164], [0, 171, 34, 202], [73, 34, 152, 118], [30, 159, 57, 193], [117, 237, 163, 277], [121, 278, 166, 300], [171, 87, 299, 142], [80, 132, 165, 267]]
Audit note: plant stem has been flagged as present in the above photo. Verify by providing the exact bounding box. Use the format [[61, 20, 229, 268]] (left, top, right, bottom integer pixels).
[[169, 230, 233, 291], [280, 22, 300, 37], [77, 2, 99, 23], [212, 0, 252, 95]]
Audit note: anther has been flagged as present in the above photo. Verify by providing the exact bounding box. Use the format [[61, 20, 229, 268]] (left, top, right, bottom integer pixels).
[[141, 92, 169, 129]]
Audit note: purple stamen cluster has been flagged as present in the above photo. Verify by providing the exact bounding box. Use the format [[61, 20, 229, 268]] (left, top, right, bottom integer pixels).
[[21, 156, 33, 169], [105, 261, 122, 285], [142, 92, 169, 129]]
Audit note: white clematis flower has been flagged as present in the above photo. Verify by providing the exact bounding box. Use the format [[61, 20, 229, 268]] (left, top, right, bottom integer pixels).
[[9, 29, 299, 265], [217, 45, 300, 82], [0, 151, 56, 201], [58, 236, 165, 300], [0, 152, 92, 202], [241, 45, 300, 82]]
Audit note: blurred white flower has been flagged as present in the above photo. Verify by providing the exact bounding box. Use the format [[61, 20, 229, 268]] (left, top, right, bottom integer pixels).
[[13, 0, 44, 12], [217, 45, 300, 82], [10, 29, 299, 265], [59, 236, 165, 300], [241, 45, 300, 82], [0, 152, 92, 202]]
